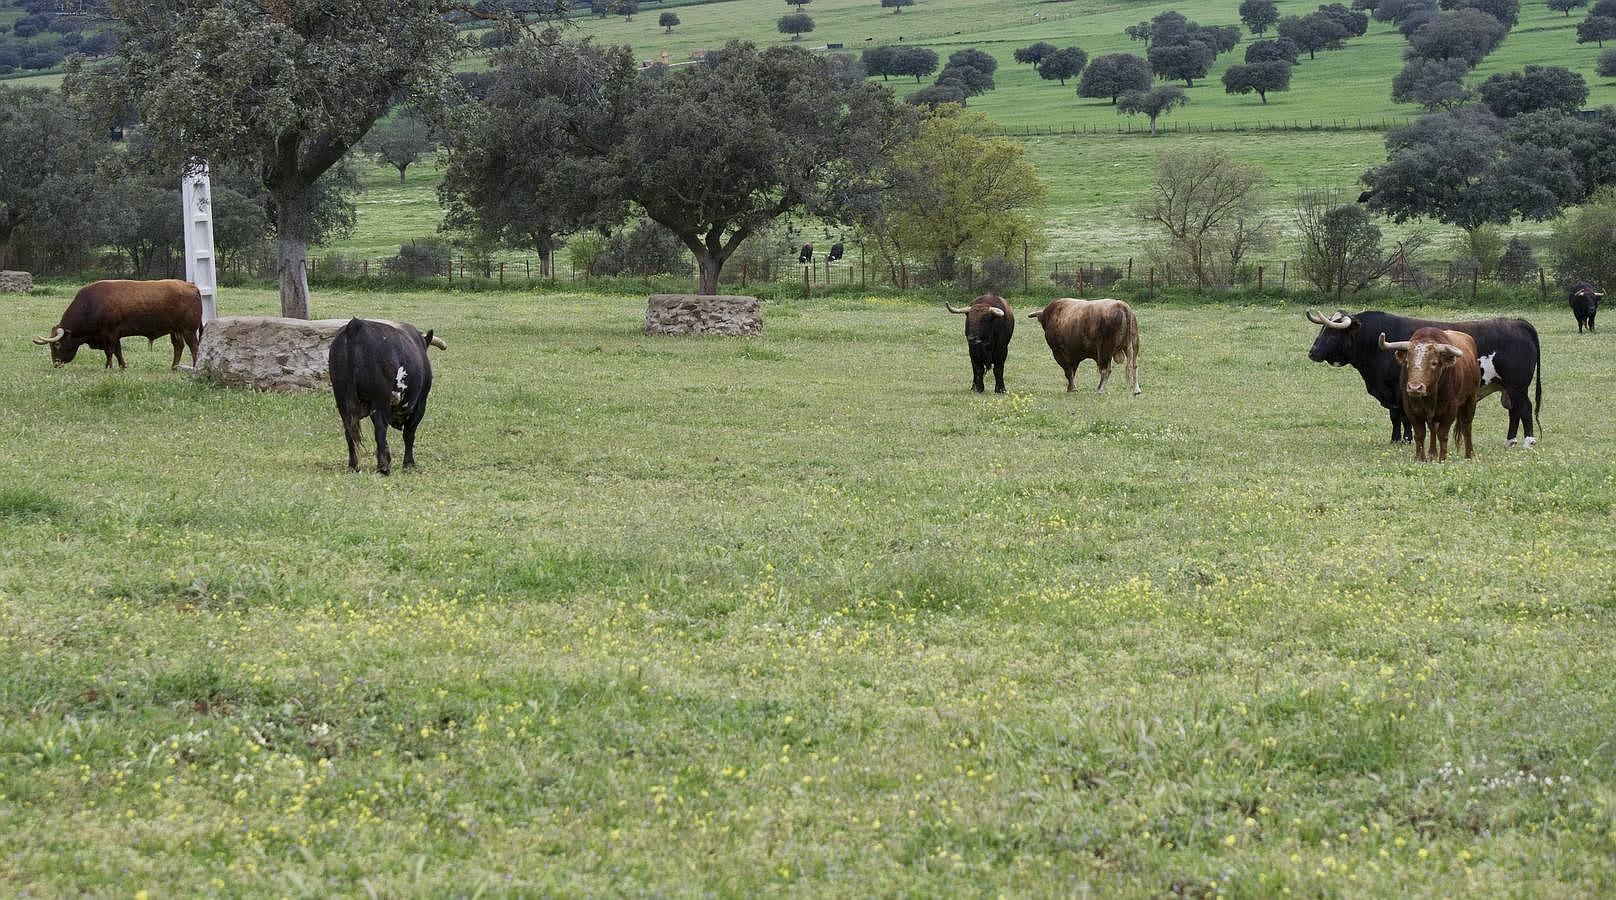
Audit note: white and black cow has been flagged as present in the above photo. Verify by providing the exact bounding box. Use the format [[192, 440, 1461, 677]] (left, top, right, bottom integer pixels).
[[1307, 309, 1542, 448], [328, 318, 445, 474]]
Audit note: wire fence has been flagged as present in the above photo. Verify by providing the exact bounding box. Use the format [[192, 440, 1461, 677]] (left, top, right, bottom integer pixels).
[[996, 117, 1416, 138]]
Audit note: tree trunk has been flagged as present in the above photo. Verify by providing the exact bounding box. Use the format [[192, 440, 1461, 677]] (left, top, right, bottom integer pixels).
[[397, 166, 407, 184], [272, 184, 314, 319], [696, 251, 722, 295]]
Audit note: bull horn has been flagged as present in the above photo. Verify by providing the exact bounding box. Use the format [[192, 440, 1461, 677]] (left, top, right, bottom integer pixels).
[[944, 303, 968, 314], [32, 326, 65, 345], [1438, 343, 1464, 358], [1306, 308, 1327, 325], [1378, 333, 1412, 351], [1027, 308, 1043, 318], [1320, 312, 1352, 330], [986, 306, 1004, 318], [429, 335, 447, 350]]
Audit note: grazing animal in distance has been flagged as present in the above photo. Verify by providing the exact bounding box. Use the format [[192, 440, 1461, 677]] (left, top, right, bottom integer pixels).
[[1380, 328, 1481, 462], [1306, 309, 1541, 447], [827, 242, 844, 262], [1357, 189, 1377, 204], [32, 279, 202, 369], [328, 319, 445, 475], [1569, 283, 1603, 334], [1025, 298, 1141, 395], [797, 243, 813, 264], [945, 293, 1014, 393]]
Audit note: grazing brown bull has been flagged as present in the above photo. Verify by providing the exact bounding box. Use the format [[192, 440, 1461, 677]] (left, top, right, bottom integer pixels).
[[32, 279, 203, 369], [1379, 327, 1481, 462], [1026, 298, 1141, 395]]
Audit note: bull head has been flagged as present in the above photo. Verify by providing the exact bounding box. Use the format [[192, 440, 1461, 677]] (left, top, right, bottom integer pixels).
[[1381, 332, 1462, 397], [1306, 309, 1352, 330]]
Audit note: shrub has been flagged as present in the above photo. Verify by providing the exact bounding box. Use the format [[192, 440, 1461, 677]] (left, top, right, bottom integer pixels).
[[597, 220, 693, 277], [383, 239, 451, 279], [1496, 236, 1538, 283]]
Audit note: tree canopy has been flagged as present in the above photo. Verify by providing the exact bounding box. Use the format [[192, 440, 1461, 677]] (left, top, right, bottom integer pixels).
[[1276, 13, 1350, 59], [1478, 65, 1588, 118], [1392, 56, 1474, 109], [1035, 47, 1087, 85], [1078, 53, 1152, 104], [1579, 16, 1616, 47], [1222, 61, 1293, 103], [778, 12, 814, 38], [1246, 38, 1301, 64], [891, 47, 939, 82], [362, 109, 435, 183], [1438, 0, 1519, 28], [1014, 42, 1058, 65], [1118, 86, 1189, 134], [1406, 9, 1510, 65], [1239, 0, 1281, 34], [0, 87, 113, 270], [1149, 42, 1213, 87]]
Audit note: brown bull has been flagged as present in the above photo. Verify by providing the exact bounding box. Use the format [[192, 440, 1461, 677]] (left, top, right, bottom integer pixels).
[[32, 279, 203, 369], [1380, 327, 1481, 462], [1026, 298, 1141, 395]]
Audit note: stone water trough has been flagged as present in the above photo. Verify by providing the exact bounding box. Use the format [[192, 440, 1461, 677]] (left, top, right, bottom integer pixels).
[[644, 294, 762, 336]]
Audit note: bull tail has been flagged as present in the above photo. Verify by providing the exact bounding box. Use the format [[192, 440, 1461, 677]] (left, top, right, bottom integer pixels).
[[1115, 305, 1140, 364], [1532, 322, 1542, 436], [344, 413, 365, 449]]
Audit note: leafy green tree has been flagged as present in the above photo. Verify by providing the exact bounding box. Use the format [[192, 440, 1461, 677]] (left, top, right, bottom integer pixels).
[[0, 87, 112, 270], [1600, 47, 1616, 78], [778, 12, 814, 40], [1149, 42, 1213, 86], [1438, 0, 1519, 27], [1546, 0, 1587, 14], [1245, 38, 1301, 63], [1505, 108, 1616, 200], [1125, 22, 1153, 45], [891, 46, 939, 81], [906, 82, 967, 108], [362, 109, 435, 184], [1036, 47, 1087, 85], [1550, 186, 1616, 290], [1240, 0, 1280, 34], [882, 0, 915, 11], [1579, 16, 1616, 47], [1117, 85, 1189, 135], [659, 11, 679, 32], [1362, 106, 1581, 237], [76, 0, 483, 318], [1295, 195, 1394, 298], [1478, 66, 1588, 118], [1136, 147, 1267, 286], [1406, 10, 1510, 65], [1276, 13, 1350, 59], [1316, 2, 1370, 35], [877, 107, 1046, 281], [946, 48, 998, 76], [1392, 57, 1473, 109], [786, 0, 812, 7], [862, 45, 897, 79], [1014, 42, 1058, 65], [1078, 53, 1152, 103], [1373, 0, 1440, 23], [1222, 60, 1293, 103]]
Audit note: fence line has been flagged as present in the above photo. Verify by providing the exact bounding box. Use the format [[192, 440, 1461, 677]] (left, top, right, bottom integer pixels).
[[996, 117, 1413, 138]]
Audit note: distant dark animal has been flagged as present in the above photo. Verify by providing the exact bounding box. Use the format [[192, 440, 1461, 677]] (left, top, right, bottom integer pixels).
[[1307, 309, 1541, 447], [1357, 189, 1377, 204], [328, 319, 446, 475], [798, 243, 813, 264], [1026, 297, 1141, 395], [827, 242, 844, 262], [945, 293, 1014, 393], [1569, 282, 1603, 334], [1379, 327, 1480, 462], [32, 279, 202, 369]]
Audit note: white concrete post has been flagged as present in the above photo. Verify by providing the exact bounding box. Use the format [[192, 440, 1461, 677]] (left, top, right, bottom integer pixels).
[[181, 162, 218, 323]]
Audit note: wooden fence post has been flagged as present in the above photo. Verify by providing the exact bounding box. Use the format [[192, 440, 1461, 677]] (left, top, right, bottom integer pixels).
[[803, 265, 810, 298], [1471, 268, 1478, 300], [1023, 241, 1030, 293], [499, 262, 505, 287], [1538, 267, 1547, 304], [1147, 267, 1154, 300], [1280, 261, 1287, 291], [741, 261, 748, 289], [1257, 265, 1263, 292]]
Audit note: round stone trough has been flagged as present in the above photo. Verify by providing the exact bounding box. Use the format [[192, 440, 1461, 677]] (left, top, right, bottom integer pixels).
[[644, 294, 762, 336]]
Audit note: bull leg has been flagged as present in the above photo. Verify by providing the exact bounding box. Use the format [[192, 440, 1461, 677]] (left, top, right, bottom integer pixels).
[[104, 349, 114, 369], [1412, 419, 1427, 462], [372, 410, 392, 476], [1460, 400, 1476, 459], [971, 361, 985, 393], [1097, 365, 1111, 394], [1590, 312, 1596, 334], [402, 414, 421, 469], [1127, 347, 1141, 396], [1063, 365, 1076, 392], [170, 334, 184, 368], [185, 330, 200, 367], [1435, 418, 1452, 462], [112, 341, 126, 369], [992, 359, 1006, 394], [343, 415, 361, 472], [1389, 409, 1404, 443]]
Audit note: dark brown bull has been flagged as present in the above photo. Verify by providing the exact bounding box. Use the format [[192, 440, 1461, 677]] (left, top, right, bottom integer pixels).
[[1026, 298, 1141, 395], [32, 279, 203, 369], [1379, 327, 1480, 462], [945, 293, 1014, 393]]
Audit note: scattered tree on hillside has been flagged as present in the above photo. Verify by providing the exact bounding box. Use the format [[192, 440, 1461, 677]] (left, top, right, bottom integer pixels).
[[1117, 85, 1188, 135], [1294, 192, 1421, 298], [1362, 106, 1581, 238], [946, 48, 998, 76], [778, 12, 814, 40], [1579, 16, 1616, 46], [1240, 0, 1281, 34], [1392, 56, 1474, 108], [1149, 42, 1213, 86], [1550, 187, 1616, 292], [891, 46, 939, 81], [1126, 22, 1153, 45], [1373, 0, 1440, 23], [1246, 37, 1301, 63], [659, 11, 679, 32], [873, 107, 1046, 282], [785, 0, 812, 7], [1014, 41, 1058, 65], [1600, 47, 1616, 78], [1136, 148, 1267, 286], [1036, 47, 1087, 85], [1317, 2, 1371, 35], [906, 82, 967, 108], [1276, 13, 1350, 59], [362, 109, 434, 184], [1078, 53, 1152, 103], [618, 0, 638, 21], [882, 0, 915, 11], [863, 44, 897, 79], [1505, 108, 1616, 199], [0, 87, 112, 269], [1478, 66, 1588, 117], [1546, 0, 1588, 15], [75, 0, 475, 318], [1406, 10, 1510, 65], [1222, 60, 1293, 103], [1438, 0, 1519, 27]]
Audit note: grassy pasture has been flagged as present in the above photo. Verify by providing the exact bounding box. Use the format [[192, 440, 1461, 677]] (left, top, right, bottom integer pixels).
[[4, 285, 1616, 894]]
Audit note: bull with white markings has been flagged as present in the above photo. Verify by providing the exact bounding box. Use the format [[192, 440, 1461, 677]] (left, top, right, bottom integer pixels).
[[328, 319, 445, 475]]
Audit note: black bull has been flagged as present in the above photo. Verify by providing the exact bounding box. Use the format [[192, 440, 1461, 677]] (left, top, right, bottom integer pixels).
[[1307, 310, 1542, 446]]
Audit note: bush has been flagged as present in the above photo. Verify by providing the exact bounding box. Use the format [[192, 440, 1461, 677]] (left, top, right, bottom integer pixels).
[[568, 233, 608, 277], [383, 239, 451, 279], [596, 220, 693, 277], [977, 254, 1022, 292], [1550, 187, 1616, 290], [1447, 224, 1503, 275], [1496, 236, 1538, 283]]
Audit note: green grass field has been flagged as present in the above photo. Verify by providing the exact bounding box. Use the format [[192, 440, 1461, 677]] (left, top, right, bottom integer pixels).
[[4, 285, 1616, 894]]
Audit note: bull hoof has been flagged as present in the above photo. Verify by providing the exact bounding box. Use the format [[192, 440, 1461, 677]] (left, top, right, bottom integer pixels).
[[1505, 439, 1518, 449], [1523, 437, 1537, 449], [1132, 387, 1142, 396]]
